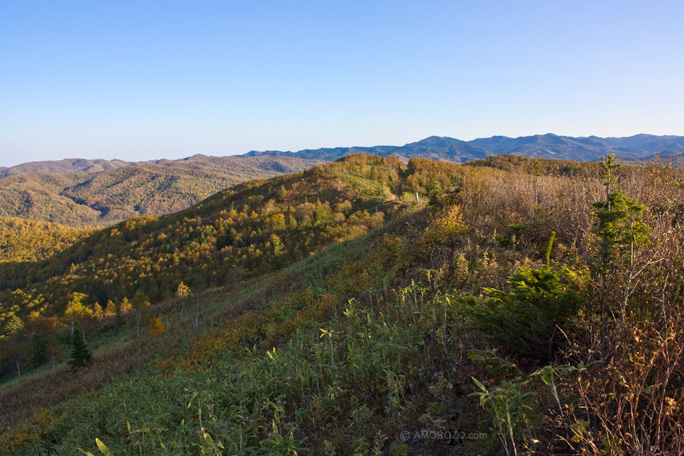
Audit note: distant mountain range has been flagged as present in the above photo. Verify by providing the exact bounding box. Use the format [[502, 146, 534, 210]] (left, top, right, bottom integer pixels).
[[245, 133, 684, 163], [2, 134, 683, 178]]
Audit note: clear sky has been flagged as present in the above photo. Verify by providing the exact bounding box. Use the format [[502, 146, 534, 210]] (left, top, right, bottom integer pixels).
[[1, 0, 683, 167]]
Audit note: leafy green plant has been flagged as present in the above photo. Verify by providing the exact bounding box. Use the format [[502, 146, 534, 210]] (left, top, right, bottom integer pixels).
[[259, 401, 304, 456], [471, 377, 537, 456]]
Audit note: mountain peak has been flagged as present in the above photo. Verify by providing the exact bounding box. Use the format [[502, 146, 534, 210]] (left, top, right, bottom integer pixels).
[[412, 136, 466, 145]]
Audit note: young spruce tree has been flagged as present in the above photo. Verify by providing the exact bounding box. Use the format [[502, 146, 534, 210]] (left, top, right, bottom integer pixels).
[[590, 154, 650, 318], [68, 327, 92, 370], [591, 154, 649, 271]]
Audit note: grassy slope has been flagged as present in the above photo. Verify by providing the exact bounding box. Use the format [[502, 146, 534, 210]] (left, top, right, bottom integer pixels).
[[0, 205, 425, 453], [0, 207, 390, 440], [0, 154, 411, 411]]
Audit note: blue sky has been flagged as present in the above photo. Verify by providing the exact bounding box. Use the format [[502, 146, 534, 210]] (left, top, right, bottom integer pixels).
[[1, 1, 683, 167]]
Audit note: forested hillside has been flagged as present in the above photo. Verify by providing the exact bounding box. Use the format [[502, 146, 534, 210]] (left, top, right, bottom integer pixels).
[[0, 156, 322, 226], [1, 154, 683, 455], [0, 218, 95, 263], [0, 173, 102, 226], [0, 154, 414, 335]]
